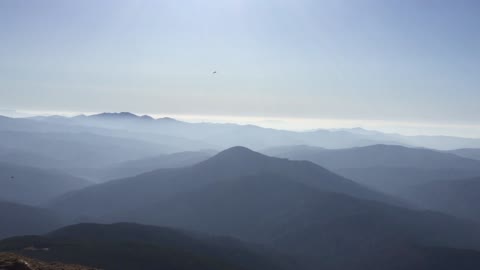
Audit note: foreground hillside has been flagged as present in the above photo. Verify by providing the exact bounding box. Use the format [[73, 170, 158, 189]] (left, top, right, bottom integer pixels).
[[3, 221, 480, 270], [0, 223, 295, 270]]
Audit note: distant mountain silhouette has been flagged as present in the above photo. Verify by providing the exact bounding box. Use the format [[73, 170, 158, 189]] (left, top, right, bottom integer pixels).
[[337, 166, 480, 195], [48, 147, 397, 219], [73, 112, 183, 130], [0, 130, 169, 169], [5, 114, 480, 152], [264, 144, 480, 194], [264, 144, 480, 170], [0, 162, 91, 205], [450, 148, 480, 161], [0, 116, 206, 173], [400, 177, 480, 222], [89, 112, 154, 120], [0, 201, 62, 239], [0, 223, 295, 270]]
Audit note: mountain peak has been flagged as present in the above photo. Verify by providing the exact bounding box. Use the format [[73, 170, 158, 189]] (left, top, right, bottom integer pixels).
[[94, 112, 136, 117], [216, 146, 260, 157], [156, 117, 179, 122], [90, 112, 154, 120], [201, 146, 268, 165]]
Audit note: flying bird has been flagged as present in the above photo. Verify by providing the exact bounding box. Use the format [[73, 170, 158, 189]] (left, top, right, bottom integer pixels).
[[212, 71, 217, 75], [10, 176, 15, 180]]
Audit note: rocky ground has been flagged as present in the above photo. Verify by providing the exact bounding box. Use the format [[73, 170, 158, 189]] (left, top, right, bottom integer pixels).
[[0, 253, 99, 270]]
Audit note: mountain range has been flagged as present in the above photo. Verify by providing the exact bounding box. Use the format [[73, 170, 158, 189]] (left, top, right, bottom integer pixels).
[[8, 113, 480, 152], [263, 144, 480, 196], [2, 112, 480, 269], [48, 147, 396, 220]]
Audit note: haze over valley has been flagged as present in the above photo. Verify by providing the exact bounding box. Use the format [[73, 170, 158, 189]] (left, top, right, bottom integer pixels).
[[0, 113, 480, 269], [2, 0, 480, 269]]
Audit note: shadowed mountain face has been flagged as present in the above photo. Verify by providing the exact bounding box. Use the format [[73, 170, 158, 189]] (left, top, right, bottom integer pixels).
[[0, 201, 63, 240], [400, 177, 480, 222], [124, 174, 480, 270], [48, 147, 396, 220], [0, 223, 295, 270], [0, 163, 91, 206], [130, 174, 479, 243], [45, 156, 480, 270]]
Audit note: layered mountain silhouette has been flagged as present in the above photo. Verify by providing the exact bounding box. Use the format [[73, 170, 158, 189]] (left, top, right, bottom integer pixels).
[[264, 145, 480, 194], [48, 147, 397, 219], [450, 148, 480, 161], [3, 113, 480, 269], [0, 223, 295, 270], [17, 113, 480, 150], [400, 177, 480, 222], [264, 144, 480, 170], [124, 173, 480, 269], [0, 147, 63, 169], [0, 130, 168, 169], [0, 115, 212, 173], [41, 147, 480, 269]]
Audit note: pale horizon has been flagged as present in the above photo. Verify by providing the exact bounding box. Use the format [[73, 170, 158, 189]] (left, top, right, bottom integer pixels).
[[2, 0, 479, 138], [3, 108, 480, 139]]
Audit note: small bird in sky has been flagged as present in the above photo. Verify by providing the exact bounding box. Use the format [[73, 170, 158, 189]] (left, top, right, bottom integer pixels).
[[212, 71, 217, 75], [10, 176, 15, 180]]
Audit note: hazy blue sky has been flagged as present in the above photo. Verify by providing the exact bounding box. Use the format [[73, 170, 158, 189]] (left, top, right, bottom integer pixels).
[[1, 0, 479, 134]]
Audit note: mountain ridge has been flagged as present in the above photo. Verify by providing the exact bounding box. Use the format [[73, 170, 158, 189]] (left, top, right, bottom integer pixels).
[[47, 146, 399, 220]]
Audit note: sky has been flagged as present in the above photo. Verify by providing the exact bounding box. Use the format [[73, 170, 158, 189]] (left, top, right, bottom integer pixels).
[[1, 0, 480, 136]]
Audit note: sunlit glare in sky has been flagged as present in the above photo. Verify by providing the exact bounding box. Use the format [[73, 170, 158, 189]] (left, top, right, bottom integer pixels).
[[1, 0, 479, 137]]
